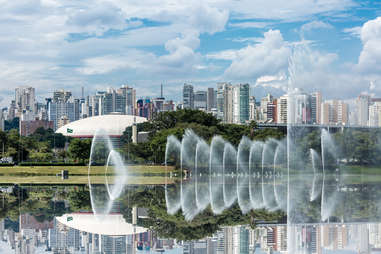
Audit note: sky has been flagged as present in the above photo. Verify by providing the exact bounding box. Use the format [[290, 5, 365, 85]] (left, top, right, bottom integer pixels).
[[1, 0, 381, 107]]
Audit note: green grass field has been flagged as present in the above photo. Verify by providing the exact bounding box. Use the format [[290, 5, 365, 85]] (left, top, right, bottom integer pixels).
[[0, 165, 171, 176]]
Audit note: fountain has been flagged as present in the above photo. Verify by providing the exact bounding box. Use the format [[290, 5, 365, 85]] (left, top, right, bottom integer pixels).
[[163, 129, 308, 220], [88, 129, 128, 216]]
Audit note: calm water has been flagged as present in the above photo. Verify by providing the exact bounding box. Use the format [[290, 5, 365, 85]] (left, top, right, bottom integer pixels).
[[0, 172, 381, 254]]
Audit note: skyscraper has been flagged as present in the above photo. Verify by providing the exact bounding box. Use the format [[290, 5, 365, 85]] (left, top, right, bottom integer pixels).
[[356, 94, 370, 126], [321, 100, 349, 125], [194, 91, 207, 110], [119, 85, 136, 115], [207, 88, 215, 111], [183, 84, 194, 109], [48, 100, 75, 130], [53, 90, 72, 103], [249, 96, 258, 121], [15, 87, 35, 115], [369, 101, 381, 127], [0, 111, 4, 131], [311, 92, 322, 124], [277, 95, 288, 124], [217, 82, 233, 123], [259, 94, 273, 123], [239, 84, 250, 124]]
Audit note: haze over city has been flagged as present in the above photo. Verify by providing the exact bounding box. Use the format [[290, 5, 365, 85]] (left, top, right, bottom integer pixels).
[[1, 1, 381, 107]]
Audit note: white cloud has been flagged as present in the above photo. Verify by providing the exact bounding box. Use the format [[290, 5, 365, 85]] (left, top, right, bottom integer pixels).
[[66, 2, 131, 36], [206, 50, 238, 61], [301, 21, 333, 33], [343, 26, 361, 38], [223, 30, 291, 80], [216, 0, 355, 21], [229, 21, 271, 29], [357, 17, 381, 73]]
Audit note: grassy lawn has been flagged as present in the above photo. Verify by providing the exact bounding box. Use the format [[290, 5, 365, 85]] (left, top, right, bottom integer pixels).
[[340, 165, 381, 175], [0, 165, 171, 175], [0, 175, 173, 185]]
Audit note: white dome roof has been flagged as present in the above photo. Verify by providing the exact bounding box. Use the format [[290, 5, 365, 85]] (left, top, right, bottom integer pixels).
[[56, 213, 147, 236], [56, 115, 147, 137]]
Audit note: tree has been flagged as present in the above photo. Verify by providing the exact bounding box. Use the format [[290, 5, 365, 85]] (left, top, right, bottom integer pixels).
[[4, 117, 19, 131], [68, 139, 91, 162], [67, 188, 91, 211]]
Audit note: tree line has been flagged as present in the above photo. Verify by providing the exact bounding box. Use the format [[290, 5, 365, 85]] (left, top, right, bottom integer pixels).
[[0, 127, 90, 164]]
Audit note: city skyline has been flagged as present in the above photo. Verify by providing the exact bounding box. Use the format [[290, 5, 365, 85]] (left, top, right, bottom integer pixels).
[[5, 83, 381, 137], [1, 1, 381, 108]]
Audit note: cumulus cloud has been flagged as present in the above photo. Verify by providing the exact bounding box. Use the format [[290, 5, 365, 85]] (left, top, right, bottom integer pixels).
[[223, 30, 291, 80], [78, 33, 203, 78], [357, 17, 381, 73], [66, 2, 130, 36]]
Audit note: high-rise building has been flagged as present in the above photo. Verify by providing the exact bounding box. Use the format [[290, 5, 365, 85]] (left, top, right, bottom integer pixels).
[[95, 86, 137, 116], [183, 84, 194, 109], [217, 83, 234, 123], [233, 86, 240, 124], [194, 90, 207, 110], [53, 90, 72, 103], [249, 96, 258, 122], [369, 101, 381, 127], [287, 89, 311, 124], [7, 100, 17, 120], [356, 94, 370, 126], [207, 88, 215, 111], [0, 111, 4, 131], [277, 95, 288, 124], [239, 84, 250, 124], [90, 92, 104, 116], [48, 98, 76, 130], [321, 100, 349, 125], [232, 83, 250, 124], [240, 227, 250, 254], [259, 94, 273, 123], [119, 85, 136, 115], [15, 87, 36, 116], [311, 92, 322, 124], [267, 100, 277, 123]]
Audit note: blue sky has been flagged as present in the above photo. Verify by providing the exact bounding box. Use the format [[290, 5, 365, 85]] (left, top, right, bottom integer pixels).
[[1, 0, 381, 107]]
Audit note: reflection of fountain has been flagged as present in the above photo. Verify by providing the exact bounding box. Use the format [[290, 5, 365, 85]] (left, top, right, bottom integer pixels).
[[310, 148, 322, 202], [320, 129, 339, 222], [209, 136, 226, 214], [88, 129, 128, 216], [164, 130, 289, 220], [165, 135, 181, 215], [164, 129, 344, 226]]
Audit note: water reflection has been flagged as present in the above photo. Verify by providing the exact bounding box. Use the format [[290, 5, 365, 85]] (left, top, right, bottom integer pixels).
[[0, 171, 381, 253]]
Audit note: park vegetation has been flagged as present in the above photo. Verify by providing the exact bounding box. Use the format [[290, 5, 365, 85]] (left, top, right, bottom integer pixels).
[[0, 125, 90, 164], [121, 109, 285, 164], [2, 111, 381, 169]]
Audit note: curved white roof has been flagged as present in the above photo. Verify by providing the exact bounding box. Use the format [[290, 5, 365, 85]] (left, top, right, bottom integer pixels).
[[56, 115, 147, 137], [56, 213, 147, 236]]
